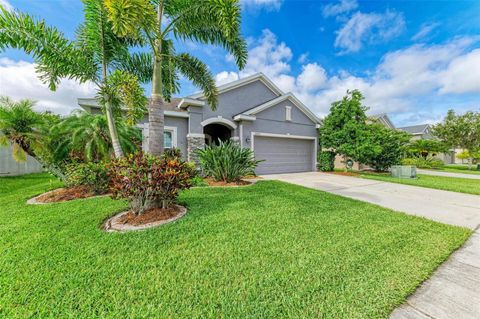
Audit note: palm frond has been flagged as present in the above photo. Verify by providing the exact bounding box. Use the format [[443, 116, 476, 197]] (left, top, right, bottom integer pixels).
[[174, 53, 218, 109], [0, 7, 98, 89]]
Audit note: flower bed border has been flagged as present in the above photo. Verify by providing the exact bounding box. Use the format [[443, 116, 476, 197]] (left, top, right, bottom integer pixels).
[[103, 205, 187, 232], [26, 188, 108, 205]]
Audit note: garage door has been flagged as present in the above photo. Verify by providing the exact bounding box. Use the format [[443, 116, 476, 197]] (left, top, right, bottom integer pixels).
[[253, 135, 315, 175]]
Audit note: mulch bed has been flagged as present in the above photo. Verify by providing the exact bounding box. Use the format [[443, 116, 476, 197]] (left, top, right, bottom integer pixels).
[[104, 204, 187, 232], [35, 186, 96, 203], [204, 177, 252, 187], [117, 206, 181, 226]]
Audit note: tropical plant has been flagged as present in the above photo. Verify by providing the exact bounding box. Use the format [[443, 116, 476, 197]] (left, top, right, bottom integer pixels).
[[104, 0, 248, 155], [0, 97, 46, 162], [356, 124, 410, 171], [53, 111, 141, 162], [196, 140, 262, 182], [407, 139, 449, 159], [109, 152, 196, 214], [433, 110, 480, 169], [317, 150, 336, 172], [0, 2, 147, 158], [401, 157, 444, 169], [65, 161, 110, 194], [319, 90, 368, 168]]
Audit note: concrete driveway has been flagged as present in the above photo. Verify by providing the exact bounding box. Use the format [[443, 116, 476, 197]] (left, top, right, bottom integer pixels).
[[262, 172, 480, 229], [418, 168, 480, 180], [262, 172, 480, 319]]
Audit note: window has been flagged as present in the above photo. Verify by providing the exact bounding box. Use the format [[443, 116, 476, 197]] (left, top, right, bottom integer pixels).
[[164, 131, 173, 149], [285, 106, 292, 121], [164, 126, 177, 149]]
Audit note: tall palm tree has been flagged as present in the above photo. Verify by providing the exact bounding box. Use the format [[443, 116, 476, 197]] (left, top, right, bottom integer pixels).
[[0, 1, 147, 158], [104, 0, 247, 155]]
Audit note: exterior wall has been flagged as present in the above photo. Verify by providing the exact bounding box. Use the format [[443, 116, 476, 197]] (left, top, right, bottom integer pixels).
[[0, 143, 43, 176], [139, 115, 189, 159], [240, 101, 318, 150], [201, 80, 279, 121]]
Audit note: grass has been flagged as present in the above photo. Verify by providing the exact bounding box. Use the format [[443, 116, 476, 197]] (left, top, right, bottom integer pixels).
[[436, 164, 480, 175], [361, 173, 480, 195], [0, 174, 471, 318]]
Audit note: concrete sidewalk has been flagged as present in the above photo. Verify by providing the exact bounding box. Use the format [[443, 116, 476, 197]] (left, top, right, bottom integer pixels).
[[418, 169, 480, 180], [262, 172, 480, 319], [263, 172, 480, 229]]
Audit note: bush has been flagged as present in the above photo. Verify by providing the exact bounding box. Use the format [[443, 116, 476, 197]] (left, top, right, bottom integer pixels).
[[65, 162, 109, 194], [108, 152, 196, 214], [401, 157, 444, 169], [317, 151, 336, 171], [196, 140, 263, 182]]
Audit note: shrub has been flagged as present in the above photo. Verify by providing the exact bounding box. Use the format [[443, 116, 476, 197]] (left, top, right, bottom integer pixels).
[[196, 140, 262, 182], [317, 151, 336, 171], [401, 157, 444, 169], [108, 152, 196, 214], [65, 162, 110, 194]]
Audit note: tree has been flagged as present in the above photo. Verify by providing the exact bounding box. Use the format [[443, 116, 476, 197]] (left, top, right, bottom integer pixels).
[[433, 110, 480, 169], [407, 139, 449, 159], [356, 124, 410, 171], [319, 90, 368, 166], [0, 2, 147, 158], [0, 97, 46, 162], [52, 111, 141, 162], [104, 0, 248, 155], [0, 96, 68, 179]]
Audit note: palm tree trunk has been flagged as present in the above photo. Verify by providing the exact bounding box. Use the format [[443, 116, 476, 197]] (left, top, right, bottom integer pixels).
[[147, 45, 165, 155], [104, 98, 124, 158]]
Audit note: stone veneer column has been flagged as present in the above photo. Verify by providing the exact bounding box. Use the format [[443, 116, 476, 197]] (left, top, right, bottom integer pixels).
[[187, 134, 206, 166]]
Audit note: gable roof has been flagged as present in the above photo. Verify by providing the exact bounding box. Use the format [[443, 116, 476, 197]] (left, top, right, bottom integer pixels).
[[238, 93, 321, 124], [77, 97, 186, 113], [369, 113, 396, 129], [398, 124, 430, 135], [187, 73, 284, 100]]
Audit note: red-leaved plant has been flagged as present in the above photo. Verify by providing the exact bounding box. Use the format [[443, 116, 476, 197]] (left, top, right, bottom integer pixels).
[[108, 151, 196, 214]]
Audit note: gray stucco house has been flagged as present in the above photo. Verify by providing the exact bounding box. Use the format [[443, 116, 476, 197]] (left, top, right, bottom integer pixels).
[[79, 73, 321, 175]]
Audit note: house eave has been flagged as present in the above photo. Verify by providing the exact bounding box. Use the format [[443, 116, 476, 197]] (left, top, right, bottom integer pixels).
[[178, 98, 205, 109], [233, 114, 256, 121]]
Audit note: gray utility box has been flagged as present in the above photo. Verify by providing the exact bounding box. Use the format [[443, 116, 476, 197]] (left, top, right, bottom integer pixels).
[[391, 165, 417, 178]]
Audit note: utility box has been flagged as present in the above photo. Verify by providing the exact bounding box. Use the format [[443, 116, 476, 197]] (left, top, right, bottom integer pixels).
[[391, 165, 417, 178]]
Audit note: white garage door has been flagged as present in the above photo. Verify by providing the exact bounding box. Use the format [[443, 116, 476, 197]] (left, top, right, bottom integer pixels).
[[253, 135, 315, 175]]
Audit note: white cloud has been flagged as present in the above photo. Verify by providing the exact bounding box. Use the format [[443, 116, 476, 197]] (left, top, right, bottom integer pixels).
[[0, 58, 97, 115], [322, 0, 358, 17], [411, 22, 440, 41], [298, 52, 309, 64], [216, 30, 480, 125], [0, 0, 13, 12], [335, 10, 405, 53], [241, 0, 282, 11], [215, 71, 240, 85], [438, 48, 480, 94]]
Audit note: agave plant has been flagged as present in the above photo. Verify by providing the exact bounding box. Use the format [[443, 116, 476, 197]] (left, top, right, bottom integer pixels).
[[196, 140, 262, 182]]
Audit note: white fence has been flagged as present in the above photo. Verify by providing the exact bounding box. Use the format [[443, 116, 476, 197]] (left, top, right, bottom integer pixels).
[[0, 144, 43, 176]]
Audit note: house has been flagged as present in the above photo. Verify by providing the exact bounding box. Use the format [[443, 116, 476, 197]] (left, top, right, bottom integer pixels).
[[398, 124, 455, 164], [79, 73, 322, 175]]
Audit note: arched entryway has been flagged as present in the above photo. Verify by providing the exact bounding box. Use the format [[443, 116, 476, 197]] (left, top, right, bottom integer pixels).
[[201, 117, 237, 146], [204, 123, 231, 145]]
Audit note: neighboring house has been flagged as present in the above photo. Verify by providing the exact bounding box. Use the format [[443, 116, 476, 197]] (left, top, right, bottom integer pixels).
[[0, 141, 43, 176], [398, 124, 454, 164], [333, 113, 395, 170], [79, 73, 322, 175]]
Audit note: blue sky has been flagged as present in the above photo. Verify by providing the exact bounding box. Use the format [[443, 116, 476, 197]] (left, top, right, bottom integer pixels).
[[1, 0, 479, 126]]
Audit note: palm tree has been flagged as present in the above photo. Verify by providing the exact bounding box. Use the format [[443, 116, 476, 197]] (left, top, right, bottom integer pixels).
[[0, 97, 45, 162], [53, 111, 141, 162], [104, 0, 247, 155], [0, 1, 147, 158]]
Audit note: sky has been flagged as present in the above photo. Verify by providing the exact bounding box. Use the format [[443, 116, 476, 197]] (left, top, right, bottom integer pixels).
[[1, 0, 479, 127]]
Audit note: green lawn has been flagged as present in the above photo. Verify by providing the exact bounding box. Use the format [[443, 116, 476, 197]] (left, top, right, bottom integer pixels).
[[361, 173, 480, 195], [0, 174, 470, 318], [439, 165, 480, 175]]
